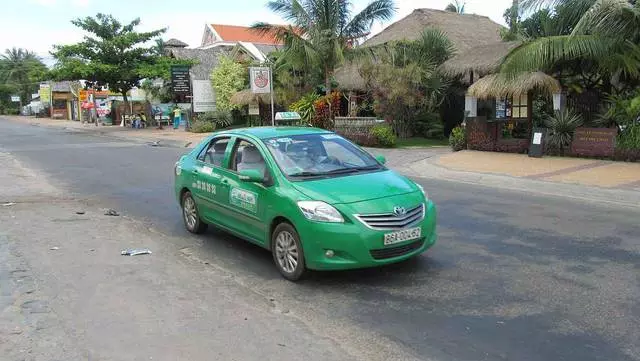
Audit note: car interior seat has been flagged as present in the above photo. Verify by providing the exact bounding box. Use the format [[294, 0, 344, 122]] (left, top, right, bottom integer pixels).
[[207, 142, 227, 165], [237, 146, 266, 176]]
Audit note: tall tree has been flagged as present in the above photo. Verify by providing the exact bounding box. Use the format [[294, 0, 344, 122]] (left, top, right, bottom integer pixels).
[[51, 14, 167, 114], [0, 48, 48, 104], [445, 0, 466, 13], [252, 0, 395, 94], [501, 0, 522, 40]]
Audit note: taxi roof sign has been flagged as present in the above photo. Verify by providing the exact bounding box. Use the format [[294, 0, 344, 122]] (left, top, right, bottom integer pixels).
[[275, 112, 301, 121]]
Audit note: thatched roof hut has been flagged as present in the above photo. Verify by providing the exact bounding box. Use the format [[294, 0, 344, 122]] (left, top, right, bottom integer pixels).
[[167, 47, 233, 80], [441, 41, 521, 78], [335, 8, 505, 90], [467, 72, 561, 99], [230, 89, 272, 106], [164, 38, 189, 48], [364, 9, 503, 51]]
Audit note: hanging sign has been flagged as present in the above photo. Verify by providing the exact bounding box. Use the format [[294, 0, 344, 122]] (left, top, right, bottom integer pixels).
[[250, 67, 271, 94]]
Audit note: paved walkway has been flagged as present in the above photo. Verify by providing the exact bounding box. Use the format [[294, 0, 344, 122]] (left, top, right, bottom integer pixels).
[[434, 150, 640, 190], [4, 116, 640, 195]]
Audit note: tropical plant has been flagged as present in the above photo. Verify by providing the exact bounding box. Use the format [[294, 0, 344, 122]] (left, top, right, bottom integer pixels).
[[290, 92, 321, 123], [369, 124, 396, 147], [191, 110, 233, 133], [445, 0, 466, 13], [449, 126, 466, 151], [252, 0, 395, 95], [360, 29, 455, 138], [502, 0, 640, 82], [597, 89, 640, 128], [544, 109, 584, 152], [311, 91, 341, 129], [211, 56, 247, 112], [0, 48, 48, 104]]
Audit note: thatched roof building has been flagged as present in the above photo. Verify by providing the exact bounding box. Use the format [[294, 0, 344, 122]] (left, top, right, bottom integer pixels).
[[335, 8, 505, 90], [441, 41, 521, 78], [230, 89, 272, 106], [364, 9, 503, 51], [167, 47, 233, 80], [467, 72, 561, 99], [164, 38, 189, 48]]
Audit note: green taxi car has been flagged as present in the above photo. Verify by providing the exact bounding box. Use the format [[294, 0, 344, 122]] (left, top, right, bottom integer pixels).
[[174, 127, 436, 281]]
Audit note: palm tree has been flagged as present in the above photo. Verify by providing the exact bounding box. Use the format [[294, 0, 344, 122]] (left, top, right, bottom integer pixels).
[[252, 0, 395, 94], [501, 0, 640, 79], [445, 0, 465, 13], [0, 48, 47, 102]]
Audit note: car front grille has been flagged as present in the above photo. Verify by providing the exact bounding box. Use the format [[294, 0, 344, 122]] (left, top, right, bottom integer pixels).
[[370, 239, 425, 260], [355, 204, 424, 230]]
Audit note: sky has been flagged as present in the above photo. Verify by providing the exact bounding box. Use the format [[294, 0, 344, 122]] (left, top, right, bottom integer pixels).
[[2, 0, 512, 65]]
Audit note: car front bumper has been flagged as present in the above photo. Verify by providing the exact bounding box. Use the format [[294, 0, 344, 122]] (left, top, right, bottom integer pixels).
[[298, 201, 437, 271]]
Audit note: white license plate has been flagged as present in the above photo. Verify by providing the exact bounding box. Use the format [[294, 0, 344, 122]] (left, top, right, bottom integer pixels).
[[384, 227, 421, 246]]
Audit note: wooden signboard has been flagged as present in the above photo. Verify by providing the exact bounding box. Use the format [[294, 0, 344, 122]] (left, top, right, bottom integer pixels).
[[570, 128, 616, 157]]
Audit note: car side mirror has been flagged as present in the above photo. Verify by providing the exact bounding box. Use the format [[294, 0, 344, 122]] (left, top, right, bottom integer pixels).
[[375, 155, 387, 165], [239, 169, 264, 183]]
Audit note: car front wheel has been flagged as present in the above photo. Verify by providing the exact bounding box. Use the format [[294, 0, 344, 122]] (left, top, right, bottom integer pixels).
[[272, 223, 307, 281], [182, 191, 208, 234]]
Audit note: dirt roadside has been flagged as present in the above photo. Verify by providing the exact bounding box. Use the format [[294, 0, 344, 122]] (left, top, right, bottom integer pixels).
[[0, 151, 424, 361]]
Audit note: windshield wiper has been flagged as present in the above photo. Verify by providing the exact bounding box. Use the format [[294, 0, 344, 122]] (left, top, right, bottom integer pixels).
[[289, 168, 359, 178], [352, 165, 381, 171]]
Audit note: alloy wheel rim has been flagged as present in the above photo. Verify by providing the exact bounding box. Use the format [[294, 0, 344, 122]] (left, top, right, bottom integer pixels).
[[183, 197, 197, 230], [275, 231, 298, 274]]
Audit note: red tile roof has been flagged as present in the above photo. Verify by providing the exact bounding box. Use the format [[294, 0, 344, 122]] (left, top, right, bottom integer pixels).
[[211, 24, 282, 45]]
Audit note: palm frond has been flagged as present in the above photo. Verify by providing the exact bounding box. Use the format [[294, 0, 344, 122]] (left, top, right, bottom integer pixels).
[[343, 0, 395, 39], [573, 0, 640, 38], [500, 34, 621, 74], [266, 0, 312, 30]]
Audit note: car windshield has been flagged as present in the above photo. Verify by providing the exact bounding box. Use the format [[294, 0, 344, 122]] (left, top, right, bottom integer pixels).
[[264, 133, 382, 178]]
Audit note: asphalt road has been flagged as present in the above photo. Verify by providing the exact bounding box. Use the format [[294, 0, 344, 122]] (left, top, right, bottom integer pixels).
[[2, 119, 639, 361]]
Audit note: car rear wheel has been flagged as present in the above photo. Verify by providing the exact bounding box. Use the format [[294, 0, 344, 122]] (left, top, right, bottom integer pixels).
[[272, 223, 306, 281], [182, 191, 208, 234]]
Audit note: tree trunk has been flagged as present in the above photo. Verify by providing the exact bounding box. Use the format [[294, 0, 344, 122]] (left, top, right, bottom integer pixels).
[[324, 67, 332, 95]]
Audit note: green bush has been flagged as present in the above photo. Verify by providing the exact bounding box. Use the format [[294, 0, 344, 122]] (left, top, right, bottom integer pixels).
[[369, 124, 397, 148], [413, 112, 445, 139], [197, 110, 232, 130], [449, 126, 466, 151], [190, 121, 215, 133]]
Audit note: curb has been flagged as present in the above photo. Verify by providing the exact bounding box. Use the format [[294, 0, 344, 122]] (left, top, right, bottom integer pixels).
[[400, 160, 640, 210]]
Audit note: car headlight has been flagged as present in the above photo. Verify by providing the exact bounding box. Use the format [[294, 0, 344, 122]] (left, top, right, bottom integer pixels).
[[416, 183, 429, 200], [297, 201, 344, 223]]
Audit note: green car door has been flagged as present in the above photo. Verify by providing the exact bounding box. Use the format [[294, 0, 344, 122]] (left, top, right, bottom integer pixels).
[[215, 137, 271, 245], [190, 136, 231, 220]]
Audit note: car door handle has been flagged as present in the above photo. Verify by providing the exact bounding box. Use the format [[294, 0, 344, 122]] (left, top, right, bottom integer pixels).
[[193, 170, 199, 175], [221, 178, 229, 185]]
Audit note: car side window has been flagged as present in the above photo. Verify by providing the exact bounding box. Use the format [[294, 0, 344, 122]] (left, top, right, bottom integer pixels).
[[197, 137, 230, 167], [229, 139, 267, 176]]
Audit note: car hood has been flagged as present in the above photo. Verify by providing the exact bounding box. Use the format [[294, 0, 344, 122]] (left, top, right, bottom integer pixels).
[[292, 170, 418, 205]]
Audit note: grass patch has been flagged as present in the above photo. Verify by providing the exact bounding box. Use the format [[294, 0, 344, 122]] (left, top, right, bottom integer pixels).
[[396, 137, 449, 148]]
